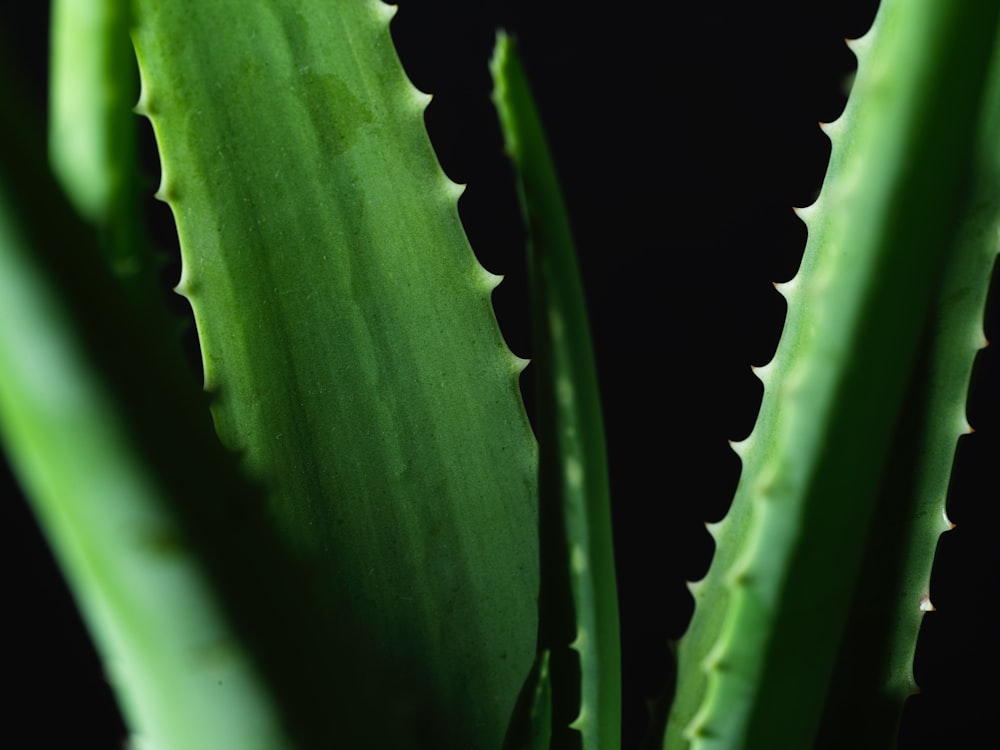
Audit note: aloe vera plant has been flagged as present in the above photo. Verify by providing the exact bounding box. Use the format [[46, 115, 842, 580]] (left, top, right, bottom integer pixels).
[[3, 1, 998, 748]]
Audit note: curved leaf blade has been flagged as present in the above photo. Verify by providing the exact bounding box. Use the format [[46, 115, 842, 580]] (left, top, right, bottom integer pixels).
[[132, 2, 540, 746], [666, 2, 1000, 746], [491, 31, 621, 750]]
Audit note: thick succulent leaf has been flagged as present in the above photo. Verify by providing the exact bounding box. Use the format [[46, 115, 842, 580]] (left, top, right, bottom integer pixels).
[[131, 1, 539, 747], [492, 32, 620, 750], [666, 2, 1000, 747]]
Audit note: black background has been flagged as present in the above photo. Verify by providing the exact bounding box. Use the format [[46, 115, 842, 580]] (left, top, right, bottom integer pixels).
[[3, 1, 997, 747]]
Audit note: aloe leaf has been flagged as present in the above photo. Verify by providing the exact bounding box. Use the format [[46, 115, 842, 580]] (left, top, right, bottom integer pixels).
[[666, 2, 1000, 747], [3, 44, 428, 745], [131, 1, 538, 746], [0, 213, 282, 750], [0, 167, 397, 749], [0, 76, 299, 747], [49, 0, 146, 282], [491, 32, 620, 750], [814, 15, 1000, 746], [503, 649, 554, 750], [34, 13, 392, 746]]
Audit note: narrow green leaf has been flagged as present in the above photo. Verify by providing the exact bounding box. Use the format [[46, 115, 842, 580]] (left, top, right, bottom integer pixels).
[[491, 32, 621, 750], [49, 0, 146, 282]]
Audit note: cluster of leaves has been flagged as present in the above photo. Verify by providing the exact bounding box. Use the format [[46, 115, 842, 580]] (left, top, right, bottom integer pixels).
[[3, 1, 997, 748]]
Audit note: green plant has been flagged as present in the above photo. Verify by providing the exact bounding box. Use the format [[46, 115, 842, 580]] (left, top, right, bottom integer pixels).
[[3, 1, 997, 749]]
